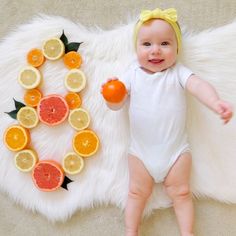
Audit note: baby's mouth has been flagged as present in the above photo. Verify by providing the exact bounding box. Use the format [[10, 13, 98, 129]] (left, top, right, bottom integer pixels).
[[148, 59, 164, 64]]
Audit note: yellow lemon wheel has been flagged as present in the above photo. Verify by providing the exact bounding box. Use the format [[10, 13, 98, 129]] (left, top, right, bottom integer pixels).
[[62, 152, 84, 175], [14, 149, 38, 172], [17, 106, 39, 129], [64, 69, 86, 92], [18, 66, 41, 89], [42, 37, 65, 60], [73, 130, 99, 157], [68, 108, 90, 131]]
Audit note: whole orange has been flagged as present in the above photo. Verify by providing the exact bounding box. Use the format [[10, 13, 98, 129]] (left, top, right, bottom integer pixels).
[[102, 80, 127, 103]]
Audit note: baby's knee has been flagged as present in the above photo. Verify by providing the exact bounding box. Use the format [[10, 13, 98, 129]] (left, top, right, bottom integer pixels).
[[128, 182, 153, 200], [165, 184, 191, 201]]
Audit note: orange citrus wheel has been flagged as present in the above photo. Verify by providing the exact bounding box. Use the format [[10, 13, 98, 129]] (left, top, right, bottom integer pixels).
[[37, 94, 69, 126], [73, 130, 99, 157], [102, 80, 127, 103], [32, 160, 65, 192], [14, 149, 38, 172], [3, 125, 30, 152], [27, 48, 45, 68], [24, 88, 42, 107], [63, 51, 82, 69], [65, 92, 81, 110]]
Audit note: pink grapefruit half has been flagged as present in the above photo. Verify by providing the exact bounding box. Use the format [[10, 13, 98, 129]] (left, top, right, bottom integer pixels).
[[38, 94, 69, 126], [32, 160, 65, 192]]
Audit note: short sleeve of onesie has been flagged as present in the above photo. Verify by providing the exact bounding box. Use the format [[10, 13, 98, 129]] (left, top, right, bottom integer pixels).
[[119, 65, 136, 94], [176, 63, 194, 88]]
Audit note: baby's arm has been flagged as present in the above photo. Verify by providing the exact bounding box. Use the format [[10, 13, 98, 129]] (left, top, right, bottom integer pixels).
[[186, 75, 233, 124]]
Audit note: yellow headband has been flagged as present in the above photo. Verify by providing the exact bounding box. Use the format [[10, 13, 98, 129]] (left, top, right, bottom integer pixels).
[[134, 8, 182, 52]]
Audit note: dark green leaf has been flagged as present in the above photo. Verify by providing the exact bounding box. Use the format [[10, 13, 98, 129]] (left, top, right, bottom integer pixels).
[[61, 176, 73, 190], [13, 98, 25, 110], [5, 110, 18, 120], [60, 30, 68, 46], [65, 42, 83, 53]]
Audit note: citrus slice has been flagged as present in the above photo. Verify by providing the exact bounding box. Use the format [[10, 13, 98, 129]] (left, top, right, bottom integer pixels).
[[18, 66, 41, 89], [68, 108, 90, 131], [65, 92, 82, 110], [17, 106, 39, 129], [27, 48, 45, 68], [64, 69, 86, 92], [32, 160, 64, 192], [62, 152, 84, 175], [24, 88, 42, 107], [73, 130, 99, 157], [42, 38, 65, 60], [14, 149, 38, 172], [3, 125, 30, 152], [37, 94, 69, 126], [63, 51, 82, 69], [102, 80, 127, 103]]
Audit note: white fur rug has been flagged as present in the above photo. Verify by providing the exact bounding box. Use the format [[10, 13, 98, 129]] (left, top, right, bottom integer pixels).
[[0, 15, 236, 222]]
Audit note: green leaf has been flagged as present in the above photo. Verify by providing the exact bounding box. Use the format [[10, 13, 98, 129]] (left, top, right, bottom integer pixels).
[[5, 110, 18, 120], [13, 98, 25, 110], [60, 30, 68, 46], [65, 42, 83, 53]]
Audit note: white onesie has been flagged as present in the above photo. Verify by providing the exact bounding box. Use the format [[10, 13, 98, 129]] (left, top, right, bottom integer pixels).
[[121, 62, 193, 183]]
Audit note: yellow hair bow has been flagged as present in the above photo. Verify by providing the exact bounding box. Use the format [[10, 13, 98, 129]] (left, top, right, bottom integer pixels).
[[133, 8, 181, 52], [139, 8, 177, 23]]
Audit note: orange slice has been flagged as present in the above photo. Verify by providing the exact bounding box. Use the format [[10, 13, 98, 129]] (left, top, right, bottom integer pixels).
[[24, 88, 42, 107], [32, 160, 64, 192], [65, 92, 81, 110], [68, 108, 90, 131], [62, 152, 84, 175], [3, 125, 30, 152], [63, 51, 82, 69], [17, 106, 39, 129], [73, 130, 99, 157], [27, 48, 45, 68], [14, 149, 38, 172], [42, 38, 65, 60]]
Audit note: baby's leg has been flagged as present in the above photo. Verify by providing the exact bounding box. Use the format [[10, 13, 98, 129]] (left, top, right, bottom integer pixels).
[[164, 152, 194, 236], [125, 154, 154, 236]]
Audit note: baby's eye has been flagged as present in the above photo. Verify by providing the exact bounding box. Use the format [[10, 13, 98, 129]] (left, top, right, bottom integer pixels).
[[143, 42, 151, 46], [161, 41, 169, 46]]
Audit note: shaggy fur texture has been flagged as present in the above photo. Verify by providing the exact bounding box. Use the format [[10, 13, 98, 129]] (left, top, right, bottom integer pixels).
[[0, 15, 235, 222]]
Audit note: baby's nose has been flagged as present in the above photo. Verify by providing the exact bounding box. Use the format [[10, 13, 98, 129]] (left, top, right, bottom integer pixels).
[[151, 45, 161, 54]]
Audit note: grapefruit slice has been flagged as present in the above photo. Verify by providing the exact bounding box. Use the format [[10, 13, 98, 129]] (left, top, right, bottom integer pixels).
[[32, 160, 65, 192], [37, 94, 69, 126]]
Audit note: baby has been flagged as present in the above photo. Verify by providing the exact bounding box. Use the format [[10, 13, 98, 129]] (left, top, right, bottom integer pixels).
[[101, 8, 233, 236]]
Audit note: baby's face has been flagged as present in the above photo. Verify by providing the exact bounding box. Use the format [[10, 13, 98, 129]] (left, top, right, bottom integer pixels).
[[136, 19, 178, 74]]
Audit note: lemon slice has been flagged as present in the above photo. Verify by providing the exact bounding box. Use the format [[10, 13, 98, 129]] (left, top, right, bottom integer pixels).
[[64, 69, 86, 92], [68, 108, 90, 131], [17, 106, 39, 129], [14, 149, 38, 172], [42, 37, 65, 60], [62, 152, 84, 175], [18, 66, 41, 89]]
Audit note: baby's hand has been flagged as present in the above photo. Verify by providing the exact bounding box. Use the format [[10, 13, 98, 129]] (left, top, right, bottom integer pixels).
[[100, 77, 119, 94], [214, 100, 233, 124]]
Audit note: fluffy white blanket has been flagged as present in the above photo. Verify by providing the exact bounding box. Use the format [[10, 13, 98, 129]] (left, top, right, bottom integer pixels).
[[0, 15, 236, 222]]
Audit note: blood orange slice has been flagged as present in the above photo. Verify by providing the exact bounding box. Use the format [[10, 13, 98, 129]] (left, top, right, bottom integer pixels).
[[32, 160, 64, 192], [38, 94, 69, 126]]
